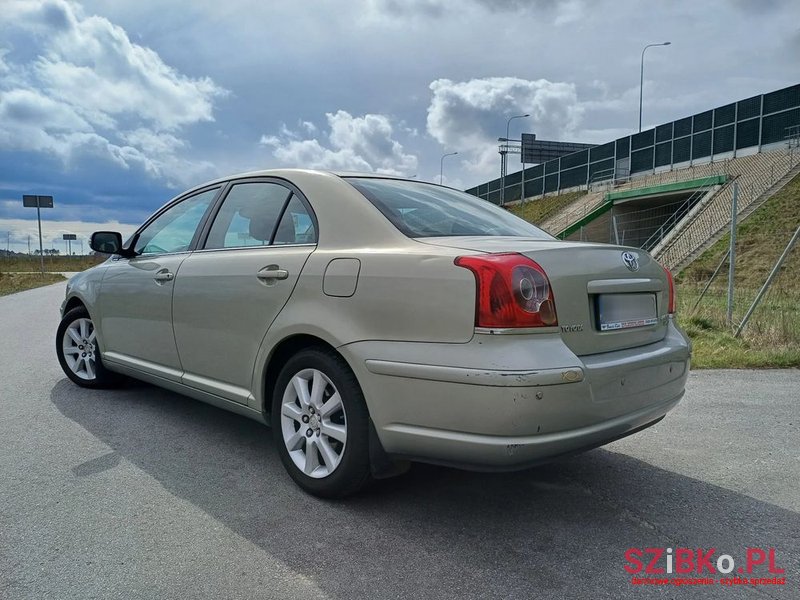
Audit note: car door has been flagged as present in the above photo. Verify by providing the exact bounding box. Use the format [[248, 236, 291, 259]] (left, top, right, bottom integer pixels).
[[171, 179, 317, 404], [98, 187, 221, 381]]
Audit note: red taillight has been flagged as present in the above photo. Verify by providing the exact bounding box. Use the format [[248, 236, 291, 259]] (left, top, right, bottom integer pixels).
[[662, 264, 676, 314], [455, 253, 558, 328]]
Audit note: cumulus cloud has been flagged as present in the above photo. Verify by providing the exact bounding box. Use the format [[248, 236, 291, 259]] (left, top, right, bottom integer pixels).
[[367, 0, 448, 18], [0, 0, 226, 186], [0, 48, 10, 74], [365, 0, 588, 23], [260, 110, 418, 176], [728, 0, 791, 13], [426, 77, 585, 175]]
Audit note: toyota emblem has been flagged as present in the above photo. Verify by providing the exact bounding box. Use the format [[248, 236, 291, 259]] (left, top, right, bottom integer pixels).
[[622, 251, 639, 272]]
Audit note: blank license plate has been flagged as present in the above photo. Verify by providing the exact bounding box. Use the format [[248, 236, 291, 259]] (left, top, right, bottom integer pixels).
[[597, 293, 658, 331]]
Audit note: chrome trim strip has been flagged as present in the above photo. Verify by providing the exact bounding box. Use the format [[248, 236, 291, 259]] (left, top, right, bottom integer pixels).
[[181, 372, 252, 405], [103, 361, 266, 424], [474, 326, 560, 335], [102, 352, 183, 382], [192, 243, 316, 254], [112, 250, 192, 261], [587, 278, 663, 294]]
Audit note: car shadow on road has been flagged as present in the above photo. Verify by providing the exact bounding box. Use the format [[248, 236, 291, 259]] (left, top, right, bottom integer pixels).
[[51, 378, 799, 599]]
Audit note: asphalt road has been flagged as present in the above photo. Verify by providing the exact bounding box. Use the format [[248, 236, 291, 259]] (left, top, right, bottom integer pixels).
[[1, 282, 798, 599]]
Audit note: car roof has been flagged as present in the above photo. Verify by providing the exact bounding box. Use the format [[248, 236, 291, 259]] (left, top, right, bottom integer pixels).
[[204, 168, 410, 185], [174, 169, 432, 203], [164, 168, 454, 216]]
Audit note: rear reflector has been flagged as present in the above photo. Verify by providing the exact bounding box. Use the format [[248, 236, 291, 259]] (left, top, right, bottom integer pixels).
[[455, 253, 558, 328]]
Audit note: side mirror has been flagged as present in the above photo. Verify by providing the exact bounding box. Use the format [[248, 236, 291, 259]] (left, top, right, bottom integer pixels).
[[90, 231, 132, 256]]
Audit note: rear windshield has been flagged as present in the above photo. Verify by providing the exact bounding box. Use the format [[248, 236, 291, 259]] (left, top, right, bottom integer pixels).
[[346, 178, 553, 239]]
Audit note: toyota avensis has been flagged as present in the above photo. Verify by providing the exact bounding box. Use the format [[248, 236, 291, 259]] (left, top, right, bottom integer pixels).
[[57, 170, 691, 497]]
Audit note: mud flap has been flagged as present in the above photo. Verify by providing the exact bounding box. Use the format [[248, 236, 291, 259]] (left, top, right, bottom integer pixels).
[[369, 419, 410, 479]]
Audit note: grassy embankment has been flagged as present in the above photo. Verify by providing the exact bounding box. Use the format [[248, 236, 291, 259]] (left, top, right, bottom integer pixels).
[[675, 171, 800, 368], [506, 191, 587, 227]]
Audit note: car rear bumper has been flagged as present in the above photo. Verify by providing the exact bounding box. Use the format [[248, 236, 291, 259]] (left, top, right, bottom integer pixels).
[[339, 319, 690, 470], [377, 393, 681, 470]]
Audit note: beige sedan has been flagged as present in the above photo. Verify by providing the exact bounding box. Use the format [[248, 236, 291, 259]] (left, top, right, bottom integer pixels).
[[57, 170, 690, 497]]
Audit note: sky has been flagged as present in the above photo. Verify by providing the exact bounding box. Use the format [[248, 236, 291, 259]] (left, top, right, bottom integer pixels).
[[0, 0, 798, 252]]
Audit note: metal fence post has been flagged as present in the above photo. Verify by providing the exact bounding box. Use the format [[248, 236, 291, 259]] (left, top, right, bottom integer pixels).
[[726, 182, 738, 326]]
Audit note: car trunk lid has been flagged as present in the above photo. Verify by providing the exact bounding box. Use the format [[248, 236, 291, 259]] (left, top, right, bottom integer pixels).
[[418, 236, 669, 356]]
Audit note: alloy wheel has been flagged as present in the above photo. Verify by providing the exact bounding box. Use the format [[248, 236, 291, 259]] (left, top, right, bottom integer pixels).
[[280, 368, 347, 478], [61, 318, 97, 381]]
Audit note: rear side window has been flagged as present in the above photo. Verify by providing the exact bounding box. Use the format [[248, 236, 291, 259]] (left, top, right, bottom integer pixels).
[[273, 195, 317, 245], [205, 182, 291, 249], [346, 178, 552, 239]]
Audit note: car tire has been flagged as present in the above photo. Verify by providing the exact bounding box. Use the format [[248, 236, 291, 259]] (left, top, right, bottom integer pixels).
[[56, 306, 123, 389], [272, 347, 371, 498]]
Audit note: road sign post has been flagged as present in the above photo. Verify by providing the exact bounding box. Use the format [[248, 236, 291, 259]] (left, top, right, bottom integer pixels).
[[63, 233, 76, 257], [23, 195, 54, 275]]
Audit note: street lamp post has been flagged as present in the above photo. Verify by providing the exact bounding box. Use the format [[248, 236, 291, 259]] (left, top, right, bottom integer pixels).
[[439, 152, 458, 185], [639, 42, 671, 132], [500, 114, 530, 204]]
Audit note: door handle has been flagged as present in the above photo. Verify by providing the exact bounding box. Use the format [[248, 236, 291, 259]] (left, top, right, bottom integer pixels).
[[257, 266, 289, 281], [153, 270, 174, 283]]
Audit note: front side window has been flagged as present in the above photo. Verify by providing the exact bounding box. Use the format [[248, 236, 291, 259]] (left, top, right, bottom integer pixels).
[[205, 182, 292, 249], [134, 188, 219, 255], [346, 178, 553, 239]]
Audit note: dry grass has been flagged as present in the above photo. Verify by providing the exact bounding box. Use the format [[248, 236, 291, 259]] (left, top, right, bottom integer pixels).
[[676, 285, 800, 368], [0, 272, 66, 296], [0, 255, 104, 273], [507, 191, 587, 226]]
